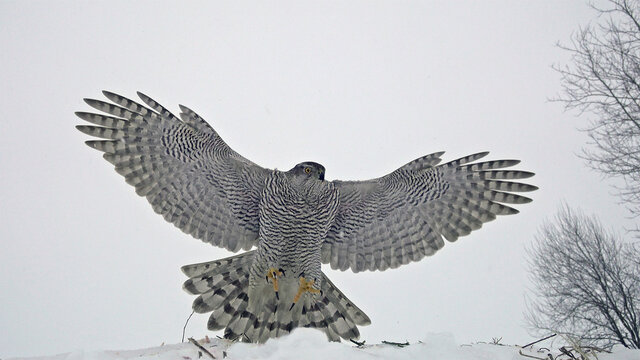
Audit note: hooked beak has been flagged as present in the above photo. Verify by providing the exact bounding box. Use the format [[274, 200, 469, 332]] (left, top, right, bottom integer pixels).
[[319, 172, 325, 181]]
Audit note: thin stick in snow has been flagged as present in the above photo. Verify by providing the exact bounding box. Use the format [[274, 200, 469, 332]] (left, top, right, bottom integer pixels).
[[182, 310, 195, 343], [521, 334, 556, 349], [188, 337, 216, 359]]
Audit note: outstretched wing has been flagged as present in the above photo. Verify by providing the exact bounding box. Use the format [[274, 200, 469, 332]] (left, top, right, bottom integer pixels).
[[76, 91, 271, 252], [321, 152, 537, 272]]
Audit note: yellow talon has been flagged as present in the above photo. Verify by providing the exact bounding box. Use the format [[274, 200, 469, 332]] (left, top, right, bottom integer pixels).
[[266, 268, 284, 299], [289, 277, 321, 310]]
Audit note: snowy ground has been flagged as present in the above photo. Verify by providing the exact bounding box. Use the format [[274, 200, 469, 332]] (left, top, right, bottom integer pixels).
[[8, 330, 638, 360]]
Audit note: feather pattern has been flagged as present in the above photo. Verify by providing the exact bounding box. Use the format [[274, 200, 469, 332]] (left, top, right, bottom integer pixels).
[[182, 252, 370, 343], [77, 91, 536, 343], [76, 91, 271, 252], [323, 152, 537, 272]]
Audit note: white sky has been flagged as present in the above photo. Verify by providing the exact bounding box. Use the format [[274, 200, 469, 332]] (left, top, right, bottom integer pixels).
[[1, 1, 634, 358]]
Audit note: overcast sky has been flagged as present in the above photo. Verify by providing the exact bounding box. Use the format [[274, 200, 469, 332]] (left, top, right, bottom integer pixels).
[[1, 1, 634, 358]]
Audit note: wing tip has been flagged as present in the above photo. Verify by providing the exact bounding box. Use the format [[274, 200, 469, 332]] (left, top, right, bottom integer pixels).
[[136, 91, 150, 101], [503, 159, 521, 167], [518, 195, 533, 204], [101, 89, 116, 98], [75, 125, 92, 135], [75, 111, 90, 120], [84, 139, 99, 149], [518, 170, 535, 179], [180, 264, 191, 276]]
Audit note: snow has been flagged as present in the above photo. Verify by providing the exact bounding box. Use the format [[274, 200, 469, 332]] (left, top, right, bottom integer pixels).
[[8, 330, 639, 360]]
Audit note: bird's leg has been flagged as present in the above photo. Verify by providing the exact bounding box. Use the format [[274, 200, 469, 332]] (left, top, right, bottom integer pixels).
[[265, 268, 284, 300], [289, 277, 321, 310]]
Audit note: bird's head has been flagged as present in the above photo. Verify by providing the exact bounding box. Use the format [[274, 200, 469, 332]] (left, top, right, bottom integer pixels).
[[289, 162, 325, 181]]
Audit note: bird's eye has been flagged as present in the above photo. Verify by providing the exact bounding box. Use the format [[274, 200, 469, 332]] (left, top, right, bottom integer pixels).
[[304, 167, 312, 174]]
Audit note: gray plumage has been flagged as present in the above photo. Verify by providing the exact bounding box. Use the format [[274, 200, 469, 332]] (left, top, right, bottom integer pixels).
[[76, 91, 537, 343]]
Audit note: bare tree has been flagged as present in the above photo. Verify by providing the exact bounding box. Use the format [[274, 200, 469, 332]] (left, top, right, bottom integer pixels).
[[554, 0, 640, 215], [526, 205, 640, 349]]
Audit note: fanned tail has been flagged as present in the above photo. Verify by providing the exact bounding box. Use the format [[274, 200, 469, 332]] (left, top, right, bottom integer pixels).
[[182, 253, 370, 343]]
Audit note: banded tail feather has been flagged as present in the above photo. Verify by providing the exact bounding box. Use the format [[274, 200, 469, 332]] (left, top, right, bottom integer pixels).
[[181, 251, 370, 343]]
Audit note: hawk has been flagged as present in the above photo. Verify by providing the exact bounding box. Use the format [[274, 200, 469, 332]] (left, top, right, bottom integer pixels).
[[76, 91, 536, 343]]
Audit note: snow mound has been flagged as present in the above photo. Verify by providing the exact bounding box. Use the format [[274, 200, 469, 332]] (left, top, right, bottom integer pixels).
[[8, 329, 639, 360], [228, 330, 508, 359]]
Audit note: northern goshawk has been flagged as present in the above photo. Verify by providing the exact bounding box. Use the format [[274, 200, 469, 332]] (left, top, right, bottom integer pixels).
[[76, 91, 536, 343]]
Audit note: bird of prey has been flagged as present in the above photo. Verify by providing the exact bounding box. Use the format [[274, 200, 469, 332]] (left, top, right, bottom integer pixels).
[[76, 91, 537, 343]]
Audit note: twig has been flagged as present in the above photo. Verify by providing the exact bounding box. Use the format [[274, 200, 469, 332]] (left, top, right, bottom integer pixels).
[[382, 340, 409, 347], [522, 334, 557, 349], [518, 349, 551, 360], [559, 346, 577, 359], [581, 345, 611, 353], [182, 310, 195, 343], [242, 333, 252, 343], [350, 339, 365, 347], [188, 337, 216, 359]]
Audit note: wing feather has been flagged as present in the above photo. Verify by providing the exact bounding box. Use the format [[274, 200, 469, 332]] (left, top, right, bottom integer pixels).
[[77, 91, 270, 251], [323, 152, 536, 272]]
